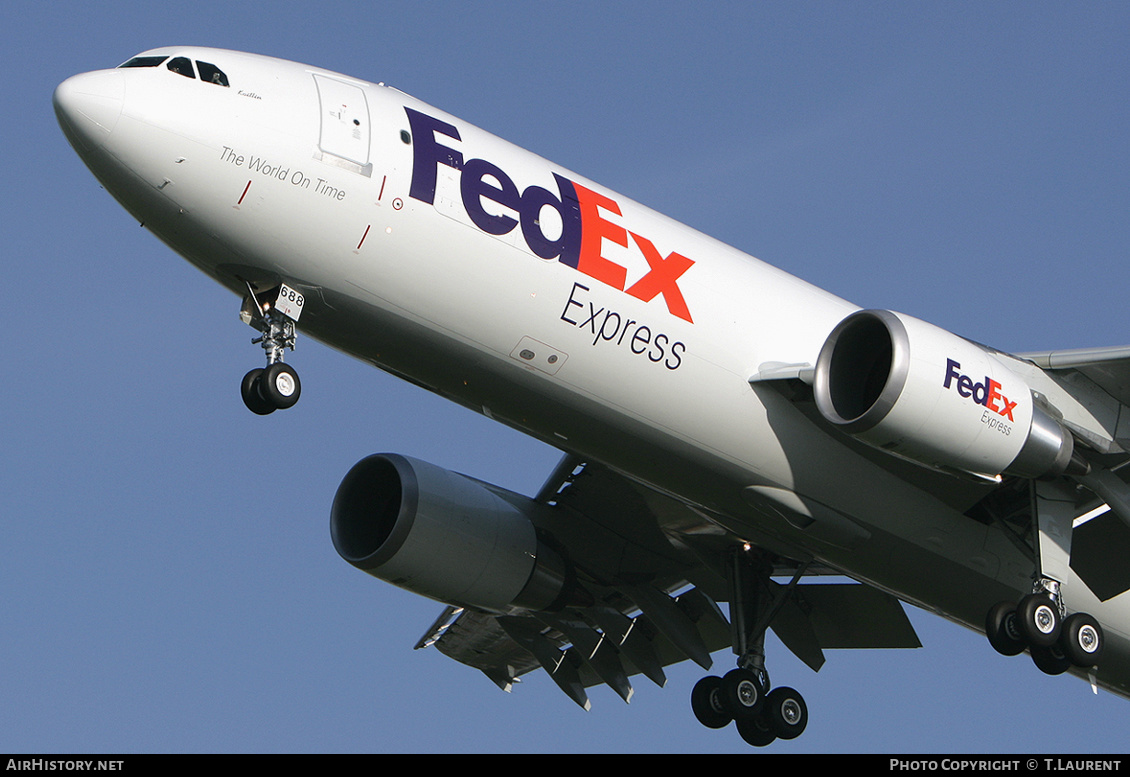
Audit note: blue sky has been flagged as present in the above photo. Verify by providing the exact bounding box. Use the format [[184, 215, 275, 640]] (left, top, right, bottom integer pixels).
[[3, 1, 1128, 754]]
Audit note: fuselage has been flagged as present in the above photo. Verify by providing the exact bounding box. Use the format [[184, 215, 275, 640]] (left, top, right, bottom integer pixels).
[[54, 47, 1130, 698]]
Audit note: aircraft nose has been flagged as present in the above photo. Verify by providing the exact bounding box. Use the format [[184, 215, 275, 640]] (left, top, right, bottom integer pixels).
[[54, 70, 125, 153]]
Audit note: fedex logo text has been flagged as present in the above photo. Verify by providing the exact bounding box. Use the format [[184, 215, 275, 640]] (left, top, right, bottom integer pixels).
[[406, 108, 695, 323], [943, 359, 1017, 423]]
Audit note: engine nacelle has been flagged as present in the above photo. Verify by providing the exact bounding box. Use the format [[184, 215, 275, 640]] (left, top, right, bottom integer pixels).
[[813, 309, 1076, 479], [331, 454, 571, 613]]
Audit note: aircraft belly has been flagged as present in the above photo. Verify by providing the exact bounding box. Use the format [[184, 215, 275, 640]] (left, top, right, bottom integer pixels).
[[300, 271, 1035, 629]]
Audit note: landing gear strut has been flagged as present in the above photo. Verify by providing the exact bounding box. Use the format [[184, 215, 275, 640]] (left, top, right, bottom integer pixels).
[[689, 549, 809, 748], [239, 282, 304, 415], [984, 480, 1104, 674]]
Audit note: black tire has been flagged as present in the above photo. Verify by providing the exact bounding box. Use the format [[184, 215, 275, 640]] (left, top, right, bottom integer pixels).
[[690, 676, 731, 729], [1031, 643, 1071, 676], [1061, 612, 1104, 668], [1016, 593, 1061, 648], [719, 668, 764, 720], [764, 686, 807, 740], [240, 368, 275, 415], [985, 600, 1025, 656], [736, 713, 777, 747], [258, 362, 301, 410]]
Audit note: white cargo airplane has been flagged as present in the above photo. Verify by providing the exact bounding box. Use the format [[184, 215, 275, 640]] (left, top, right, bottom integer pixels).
[[55, 47, 1130, 748]]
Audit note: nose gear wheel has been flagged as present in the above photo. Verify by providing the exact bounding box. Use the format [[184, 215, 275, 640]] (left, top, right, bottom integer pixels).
[[238, 281, 304, 415]]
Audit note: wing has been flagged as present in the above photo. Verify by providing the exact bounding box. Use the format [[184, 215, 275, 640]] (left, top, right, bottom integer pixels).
[[1019, 344, 1130, 432], [1014, 345, 1130, 600], [413, 458, 920, 709]]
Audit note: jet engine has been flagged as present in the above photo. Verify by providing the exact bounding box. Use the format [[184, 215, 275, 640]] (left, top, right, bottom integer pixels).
[[330, 453, 571, 613], [812, 309, 1078, 479]]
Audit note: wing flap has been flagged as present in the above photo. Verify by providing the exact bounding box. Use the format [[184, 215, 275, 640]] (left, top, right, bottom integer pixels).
[[786, 583, 923, 649], [425, 580, 920, 706], [429, 584, 732, 703], [1071, 506, 1130, 602], [425, 607, 540, 693], [420, 457, 919, 708]]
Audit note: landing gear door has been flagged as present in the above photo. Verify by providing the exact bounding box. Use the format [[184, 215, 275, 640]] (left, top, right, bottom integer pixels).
[[312, 73, 373, 177]]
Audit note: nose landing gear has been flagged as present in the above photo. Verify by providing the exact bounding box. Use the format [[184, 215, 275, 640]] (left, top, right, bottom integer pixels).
[[238, 282, 304, 415]]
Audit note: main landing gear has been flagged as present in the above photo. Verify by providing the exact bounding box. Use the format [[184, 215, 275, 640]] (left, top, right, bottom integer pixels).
[[238, 282, 304, 416], [690, 549, 809, 748], [984, 480, 1104, 675], [985, 580, 1104, 675]]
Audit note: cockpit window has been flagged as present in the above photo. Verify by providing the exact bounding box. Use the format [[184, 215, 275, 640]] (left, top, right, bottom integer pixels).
[[119, 56, 169, 68], [166, 57, 196, 79], [196, 61, 229, 87], [116, 53, 230, 87]]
